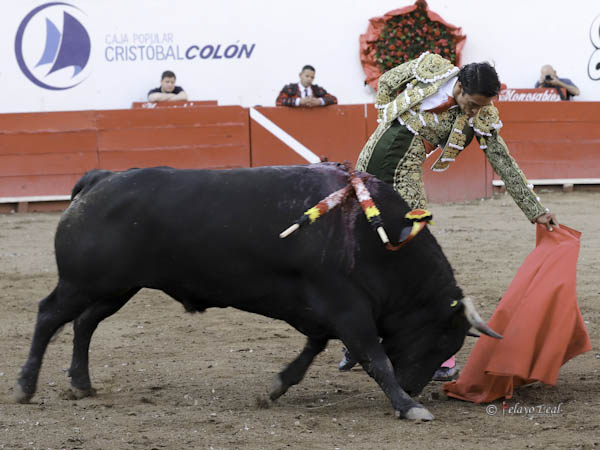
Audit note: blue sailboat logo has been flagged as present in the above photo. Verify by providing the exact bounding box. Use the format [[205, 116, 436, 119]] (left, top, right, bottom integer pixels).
[[37, 12, 90, 77], [15, 2, 91, 90]]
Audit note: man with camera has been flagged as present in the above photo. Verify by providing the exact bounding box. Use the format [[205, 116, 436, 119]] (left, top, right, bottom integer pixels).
[[535, 64, 580, 100]]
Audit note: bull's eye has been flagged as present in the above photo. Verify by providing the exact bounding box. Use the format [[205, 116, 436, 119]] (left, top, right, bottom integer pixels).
[[450, 300, 458, 308]]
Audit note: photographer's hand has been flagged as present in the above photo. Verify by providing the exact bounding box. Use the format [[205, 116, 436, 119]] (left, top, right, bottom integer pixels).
[[546, 77, 560, 86]]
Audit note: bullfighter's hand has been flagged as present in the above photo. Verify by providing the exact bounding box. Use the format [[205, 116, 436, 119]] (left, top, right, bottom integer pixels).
[[535, 212, 559, 231]]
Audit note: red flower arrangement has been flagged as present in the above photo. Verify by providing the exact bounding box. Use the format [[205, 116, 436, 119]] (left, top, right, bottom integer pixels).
[[360, 0, 466, 90]]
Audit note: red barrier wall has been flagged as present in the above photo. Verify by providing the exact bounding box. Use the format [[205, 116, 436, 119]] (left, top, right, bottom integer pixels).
[[0, 106, 250, 198], [250, 105, 368, 166], [96, 106, 249, 170], [1, 102, 598, 209], [131, 101, 218, 108], [0, 111, 98, 196], [495, 102, 600, 180]]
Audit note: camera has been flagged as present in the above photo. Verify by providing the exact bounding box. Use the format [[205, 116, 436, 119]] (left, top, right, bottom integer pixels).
[[544, 74, 553, 81]]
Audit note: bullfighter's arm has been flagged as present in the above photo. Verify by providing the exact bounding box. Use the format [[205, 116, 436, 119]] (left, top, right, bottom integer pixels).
[[480, 132, 547, 222], [375, 60, 415, 108]]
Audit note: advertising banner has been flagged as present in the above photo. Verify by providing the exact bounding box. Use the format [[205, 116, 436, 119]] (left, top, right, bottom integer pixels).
[[2, 0, 599, 113]]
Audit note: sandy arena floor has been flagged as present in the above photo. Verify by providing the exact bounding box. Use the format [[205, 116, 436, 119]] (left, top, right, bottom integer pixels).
[[0, 190, 598, 450]]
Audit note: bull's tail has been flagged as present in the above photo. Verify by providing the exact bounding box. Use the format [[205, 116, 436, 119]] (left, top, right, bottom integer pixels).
[[71, 169, 114, 200]]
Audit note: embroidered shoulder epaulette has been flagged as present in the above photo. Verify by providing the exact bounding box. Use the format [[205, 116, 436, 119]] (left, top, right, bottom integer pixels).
[[412, 52, 457, 84], [375, 52, 460, 124], [430, 105, 504, 171], [471, 104, 503, 138]]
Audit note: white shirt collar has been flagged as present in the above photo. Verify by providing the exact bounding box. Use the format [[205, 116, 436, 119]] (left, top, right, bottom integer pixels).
[[419, 76, 459, 112], [442, 76, 458, 97], [298, 83, 312, 97]]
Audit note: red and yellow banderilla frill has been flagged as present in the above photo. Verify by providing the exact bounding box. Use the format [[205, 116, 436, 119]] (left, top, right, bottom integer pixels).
[[279, 171, 433, 251], [349, 173, 390, 245], [279, 185, 351, 238]]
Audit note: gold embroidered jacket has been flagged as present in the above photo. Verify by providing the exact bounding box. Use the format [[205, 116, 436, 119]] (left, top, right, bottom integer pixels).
[[356, 52, 547, 222]]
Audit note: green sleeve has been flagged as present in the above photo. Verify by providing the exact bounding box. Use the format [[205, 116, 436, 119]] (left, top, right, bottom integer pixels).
[[481, 133, 547, 222]]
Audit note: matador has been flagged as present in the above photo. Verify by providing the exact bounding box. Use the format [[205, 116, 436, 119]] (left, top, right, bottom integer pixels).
[[356, 52, 557, 228]]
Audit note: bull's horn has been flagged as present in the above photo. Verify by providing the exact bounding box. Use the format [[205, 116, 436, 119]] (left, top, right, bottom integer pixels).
[[462, 297, 502, 339]]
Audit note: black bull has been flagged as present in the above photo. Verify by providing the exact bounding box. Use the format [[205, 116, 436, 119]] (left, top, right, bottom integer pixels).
[[16, 163, 500, 421]]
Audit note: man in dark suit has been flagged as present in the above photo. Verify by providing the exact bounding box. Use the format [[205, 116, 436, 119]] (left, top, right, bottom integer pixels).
[[276, 65, 337, 107]]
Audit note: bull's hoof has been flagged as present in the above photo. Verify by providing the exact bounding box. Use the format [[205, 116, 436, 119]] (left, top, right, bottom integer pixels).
[[15, 384, 34, 404], [398, 407, 435, 421], [255, 394, 273, 409], [268, 375, 288, 401], [66, 387, 97, 400]]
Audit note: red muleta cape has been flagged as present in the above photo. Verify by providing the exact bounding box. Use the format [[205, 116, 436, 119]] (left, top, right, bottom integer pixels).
[[443, 224, 592, 403]]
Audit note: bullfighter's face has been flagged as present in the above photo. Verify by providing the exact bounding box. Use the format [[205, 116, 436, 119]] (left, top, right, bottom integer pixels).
[[453, 82, 494, 118]]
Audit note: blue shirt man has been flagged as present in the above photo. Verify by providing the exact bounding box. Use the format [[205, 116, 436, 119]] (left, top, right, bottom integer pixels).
[[534, 65, 580, 100]]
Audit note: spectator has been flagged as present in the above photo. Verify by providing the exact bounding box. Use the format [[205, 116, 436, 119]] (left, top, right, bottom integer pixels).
[[276, 65, 337, 107], [535, 65, 580, 100], [148, 70, 188, 102]]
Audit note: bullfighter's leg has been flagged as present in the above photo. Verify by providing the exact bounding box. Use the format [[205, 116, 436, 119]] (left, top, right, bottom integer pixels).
[[270, 336, 328, 401], [338, 337, 384, 371], [432, 355, 458, 381], [16, 282, 94, 403], [68, 288, 140, 398], [340, 330, 434, 421]]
